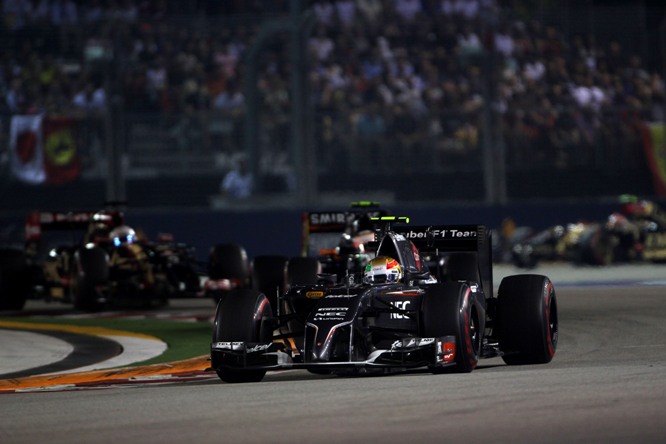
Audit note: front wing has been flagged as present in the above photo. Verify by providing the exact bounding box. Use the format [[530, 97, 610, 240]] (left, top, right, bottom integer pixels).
[[210, 336, 457, 371]]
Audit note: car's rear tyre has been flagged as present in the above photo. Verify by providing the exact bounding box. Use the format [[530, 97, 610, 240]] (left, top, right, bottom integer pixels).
[[420, 282, 480, 373], [497, 274, 558, 365], [208, 243, 249, 281], [251, 255, 288, 309], [578, 227, 613, 266], [0, 248, 30, 311], [212, 289, 273, 383], [287, 257, 321, 287], [73, 246, 109, 311], [208, 243, 250, 303]]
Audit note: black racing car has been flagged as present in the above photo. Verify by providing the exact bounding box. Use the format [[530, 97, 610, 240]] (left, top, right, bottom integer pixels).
[[0, 210, 124, 310], [210, 218, 558, 383], [0, 209, 203, 311], [510, 196, 666, 268], [300, 201, 387, 280]]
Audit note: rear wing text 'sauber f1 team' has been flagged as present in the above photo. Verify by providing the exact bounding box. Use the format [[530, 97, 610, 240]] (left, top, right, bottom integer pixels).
[[370, 217, 494, 293]]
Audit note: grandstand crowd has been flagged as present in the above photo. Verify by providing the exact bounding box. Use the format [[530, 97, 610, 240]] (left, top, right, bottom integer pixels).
[[1, 0, 663, 177]]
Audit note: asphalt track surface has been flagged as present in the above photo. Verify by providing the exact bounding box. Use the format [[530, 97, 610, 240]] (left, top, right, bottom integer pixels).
[[1, 264, 666, 443]]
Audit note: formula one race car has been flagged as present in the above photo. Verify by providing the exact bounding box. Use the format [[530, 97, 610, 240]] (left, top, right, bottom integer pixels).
[[0, 210, 125, 310], [300, 201, 388, 280], [510, 196, 666, 268], [510, 221, 613, 268], [619, 196, 666, 262], [204, 202, 386, 308], [210, 218, 558, 383], [0, 209, 202, 311]]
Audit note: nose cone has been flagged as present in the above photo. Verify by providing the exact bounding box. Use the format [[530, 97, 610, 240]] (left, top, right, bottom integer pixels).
[[305, 321, 352, 363]]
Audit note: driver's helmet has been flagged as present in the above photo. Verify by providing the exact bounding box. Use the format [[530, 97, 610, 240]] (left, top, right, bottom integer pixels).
[[623, 199, 654, 218], [337, 232, 360, 255], [607, 212, 627, 228], [363, 256, 403, 284], [87, 222, 111, 243], [110, 225, 137, 247]]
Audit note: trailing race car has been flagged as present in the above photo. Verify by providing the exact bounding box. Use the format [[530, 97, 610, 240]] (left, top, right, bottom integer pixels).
[[510, 196, 666, 268], [70, 223, 204, 310], [300, 201, 388, 281], [203, 202, 386, 308], [619, 196, 666, 262], [211, 217, 558, 383], [0, 209, 125, 310], [510, 221, 613, 268], [0, 209, 203, 311]]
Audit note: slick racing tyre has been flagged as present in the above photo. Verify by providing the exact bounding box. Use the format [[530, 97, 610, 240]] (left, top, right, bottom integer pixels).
[[420, 282, 481, 373], [251, 255, 288, 309], [497, 274, 558, 365], [0, 248, 31, 311], [73, 246, 109, 311], [577, 226, 613, 266], [287, 257, 321, 287], [212, 289, 273, 383], [208, 243, 250, 281]]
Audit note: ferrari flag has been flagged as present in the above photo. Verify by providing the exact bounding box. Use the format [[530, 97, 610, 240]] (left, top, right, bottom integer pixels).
[[9, 114, 46, 184], [43, 116, 82, 184], [9, 115, 81, 185]]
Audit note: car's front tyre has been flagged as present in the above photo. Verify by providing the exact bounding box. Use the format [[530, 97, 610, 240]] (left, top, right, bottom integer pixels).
[[497, 274, 558, 365], [420, 282, 481, 373], [212, 289, 273, 383]]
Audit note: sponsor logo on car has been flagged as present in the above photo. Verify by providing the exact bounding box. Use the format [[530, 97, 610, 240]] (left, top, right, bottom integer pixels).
[[391, 338, 435, 349], [403, 229, 477, 239], [313, 307, 349, 321], [246, 344, 272, 353], [390, 300, 411, 319], [309, 211, 384, 226], [212, 341, 244, 350], [309, 212, 353, 225]]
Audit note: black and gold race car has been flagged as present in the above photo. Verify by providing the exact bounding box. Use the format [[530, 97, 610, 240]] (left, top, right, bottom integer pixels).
[[0, 209, 202, 311], [510, 196, 666, 268]]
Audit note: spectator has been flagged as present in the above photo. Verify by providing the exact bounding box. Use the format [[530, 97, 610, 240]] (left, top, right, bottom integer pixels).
[[1, 0, 663, 186], [212, 80, 244, 114], [221, 158, 253, 200], [334, 0, 356, 28], [393, 0, 422, 23], [312, 0, 335, 27], [357, 0, 383, 30], [308, 25, 335, 62], [72, 81, 106, 114], [5, 78, 26, 113]]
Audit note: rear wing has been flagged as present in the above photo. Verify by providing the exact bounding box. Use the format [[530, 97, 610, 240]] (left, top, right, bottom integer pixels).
[[25, 210, 124, 242], [393, 224, 487, 253], [301, 207, 388, 256], [376, 223, 493, 295]]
